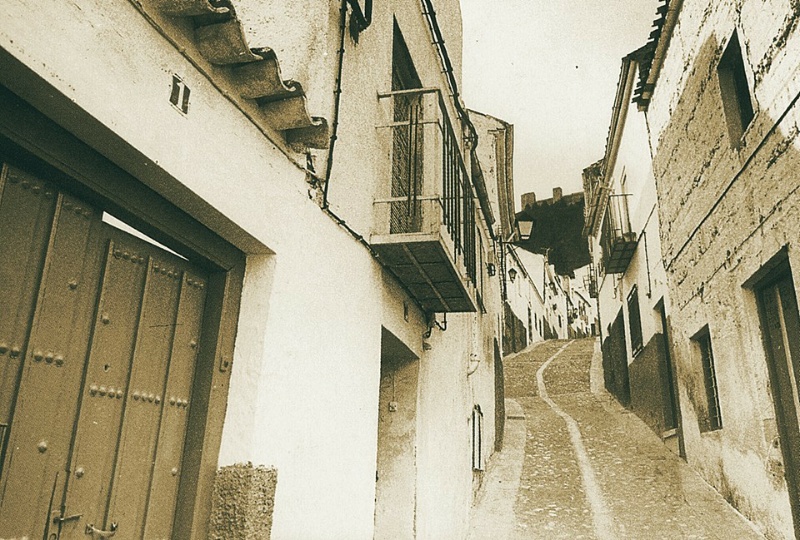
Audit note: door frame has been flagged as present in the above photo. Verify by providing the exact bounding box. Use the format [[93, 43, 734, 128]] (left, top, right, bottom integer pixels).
[[656, 297, 685, 457], [0, 80, 246, 539], [752, 255, 800, 538]]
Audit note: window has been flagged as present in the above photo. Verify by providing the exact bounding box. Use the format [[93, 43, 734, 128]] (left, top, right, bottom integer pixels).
[[472, 406, 484, 471], [390, 22, 423, 234], [528, 307, 533, 342], [627, 286, 643, 355], [694, 326, 723, 432], [718, 30, 755, 146]]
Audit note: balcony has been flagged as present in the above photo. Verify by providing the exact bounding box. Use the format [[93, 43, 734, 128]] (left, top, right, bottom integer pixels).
[[584, 263, 599, 298], [601, 194, 638, 274], [372, 88, 478, 313]]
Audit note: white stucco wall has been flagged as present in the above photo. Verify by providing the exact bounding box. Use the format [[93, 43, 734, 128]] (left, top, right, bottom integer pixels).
[[0, 0, 506, 538], [607, 58, 670, 364], [507, 249, 550, 343]]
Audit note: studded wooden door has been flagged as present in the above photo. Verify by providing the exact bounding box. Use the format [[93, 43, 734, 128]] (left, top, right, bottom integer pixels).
[[0, 162, 208, 539]]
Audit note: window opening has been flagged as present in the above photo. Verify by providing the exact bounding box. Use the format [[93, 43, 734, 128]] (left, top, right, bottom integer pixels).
[[472, 405, 484, 471], [694, 327, 722, 432], [627, 285, 643, 356], [718, 30, 755, 146], [390, 22, 423, 234]]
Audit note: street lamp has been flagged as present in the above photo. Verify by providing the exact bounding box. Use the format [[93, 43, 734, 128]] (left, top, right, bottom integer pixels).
[[516, 219, 533, 243], [508, 268, 517, 282]]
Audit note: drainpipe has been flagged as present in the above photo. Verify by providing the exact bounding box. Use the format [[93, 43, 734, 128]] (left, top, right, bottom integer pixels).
[[419, 0, 496, 235], [321, 0, 350, 209]]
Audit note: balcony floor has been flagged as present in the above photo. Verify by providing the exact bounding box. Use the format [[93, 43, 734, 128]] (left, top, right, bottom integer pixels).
[[606, 237, 638, 274], [371, 232, 476, 313]]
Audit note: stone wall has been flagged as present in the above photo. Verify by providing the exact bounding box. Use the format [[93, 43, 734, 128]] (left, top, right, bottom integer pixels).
[[208, 463, 278, 540], [647, 0, 800, 536]]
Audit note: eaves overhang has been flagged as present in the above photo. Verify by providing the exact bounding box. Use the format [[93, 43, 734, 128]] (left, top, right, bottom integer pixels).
[[151, 0, 329, 149], [632, 0, 683, 110]]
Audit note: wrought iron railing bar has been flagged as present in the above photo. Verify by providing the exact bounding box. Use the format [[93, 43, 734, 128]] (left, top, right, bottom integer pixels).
[[377, 87, 441, 98], [442, 124, 450, 232], [412, 103, 420, 218], [406, 103, 414, 217], [375, 195, 440, 203], [376, 119, 440, 129]]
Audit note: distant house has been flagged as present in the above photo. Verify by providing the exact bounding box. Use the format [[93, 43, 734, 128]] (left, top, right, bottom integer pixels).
[[503, 247, 548, 351]]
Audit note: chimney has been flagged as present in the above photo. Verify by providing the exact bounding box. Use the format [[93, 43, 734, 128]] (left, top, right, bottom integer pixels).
[[521, 192, 537, 209], [553, 187, 563, 202]]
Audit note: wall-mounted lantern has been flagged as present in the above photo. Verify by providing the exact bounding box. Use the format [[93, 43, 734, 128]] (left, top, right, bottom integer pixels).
[[508, 268, 517, 283], [487, 263, 496, 277], [517, 220, 534, 242]]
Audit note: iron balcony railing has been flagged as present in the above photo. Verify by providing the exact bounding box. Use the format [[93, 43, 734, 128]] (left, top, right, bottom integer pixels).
[[373, 87, 479, 310], [584, 263, 599, 298], [601, 193, 638, 274]]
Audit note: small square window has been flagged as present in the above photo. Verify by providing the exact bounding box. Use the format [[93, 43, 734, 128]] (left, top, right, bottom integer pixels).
[[718, 31, 755, 146]]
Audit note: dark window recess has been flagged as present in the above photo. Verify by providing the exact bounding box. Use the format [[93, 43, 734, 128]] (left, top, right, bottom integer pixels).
[[390, 23, 423, 234], [627, 286, 643, 356], [695, 327, 723, 432], [718, 31, 754, 145], [170, 74, 190, 114], [472, 406, 484, 471], [528, 307, 533, 342], [0, 423, 7, 479]]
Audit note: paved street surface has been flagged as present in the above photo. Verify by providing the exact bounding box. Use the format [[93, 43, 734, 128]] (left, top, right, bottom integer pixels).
[[468, 338, 765, 540]]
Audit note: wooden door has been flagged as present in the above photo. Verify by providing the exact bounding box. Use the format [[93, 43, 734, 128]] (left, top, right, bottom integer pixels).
[[0, 162, 207, 539], [757, 265, 800, 537]]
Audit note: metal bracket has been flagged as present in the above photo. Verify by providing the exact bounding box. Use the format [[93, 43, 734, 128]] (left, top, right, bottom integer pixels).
[[53, 513, 82, 524], [85, 522, 117, 538], [219, 354, 230, 372]]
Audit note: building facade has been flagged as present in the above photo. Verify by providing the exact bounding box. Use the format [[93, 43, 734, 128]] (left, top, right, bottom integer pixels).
[[589, 0, 800, 537], [583, 51, 680, 453], [0, 0, 513, 538], [503, 247, 549, 351]]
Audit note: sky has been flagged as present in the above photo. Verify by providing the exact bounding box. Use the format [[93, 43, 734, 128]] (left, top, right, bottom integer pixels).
[[460, 0, 661, 208]]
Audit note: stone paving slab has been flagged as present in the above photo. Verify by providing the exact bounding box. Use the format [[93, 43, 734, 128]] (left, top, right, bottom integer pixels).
[[468, 338, 765, 540], [512, 397, 594, 539]]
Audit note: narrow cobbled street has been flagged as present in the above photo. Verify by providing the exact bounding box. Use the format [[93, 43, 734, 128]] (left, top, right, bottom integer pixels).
[[468, 338, 765, 540]]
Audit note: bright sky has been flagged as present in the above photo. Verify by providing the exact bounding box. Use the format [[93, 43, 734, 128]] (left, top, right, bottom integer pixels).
[[460, 0, 661, 208]]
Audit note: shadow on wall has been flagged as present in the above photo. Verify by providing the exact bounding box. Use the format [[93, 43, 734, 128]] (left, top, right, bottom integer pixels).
[[503, 303, 527, 353], [639, 25, 800, 539]]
